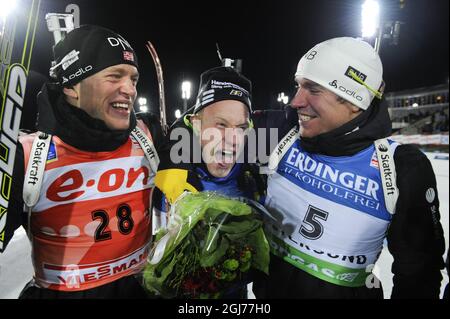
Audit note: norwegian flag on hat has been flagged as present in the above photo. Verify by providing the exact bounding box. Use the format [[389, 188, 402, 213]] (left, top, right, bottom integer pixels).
[[123, 51, 135, 62]]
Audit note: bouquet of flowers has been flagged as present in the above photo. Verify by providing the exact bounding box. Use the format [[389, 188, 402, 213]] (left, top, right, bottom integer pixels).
[[143, 192, 270, 298]]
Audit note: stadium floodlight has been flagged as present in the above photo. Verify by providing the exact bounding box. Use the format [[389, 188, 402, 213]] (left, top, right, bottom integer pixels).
[[181, 81, 191, 112], [138, 97, 147, 106], [181, 81, 191, 100], [277, 92, 289, 105], [361, 0, 380, 38], [138, 97, 148, 112], [0, 0, 17, 19], [175, 109, 182, 119]]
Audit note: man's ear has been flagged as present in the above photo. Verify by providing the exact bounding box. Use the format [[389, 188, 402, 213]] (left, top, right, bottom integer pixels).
[[63, 86, 78, 99], [190, 114, 202, 135], [349, 103, 362, 114], [190, 114, 200, 123], [63, 84, 80, 107]]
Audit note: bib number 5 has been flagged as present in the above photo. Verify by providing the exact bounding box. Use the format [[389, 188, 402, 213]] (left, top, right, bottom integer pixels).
[[299, 205, 329, 240]]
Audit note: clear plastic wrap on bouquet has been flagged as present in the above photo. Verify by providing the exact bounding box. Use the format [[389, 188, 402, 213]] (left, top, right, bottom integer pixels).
[[143, 191, 270, 298]]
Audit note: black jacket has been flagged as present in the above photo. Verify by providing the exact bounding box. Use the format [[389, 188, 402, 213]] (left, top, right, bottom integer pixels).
[[252, 100, 445, 299]]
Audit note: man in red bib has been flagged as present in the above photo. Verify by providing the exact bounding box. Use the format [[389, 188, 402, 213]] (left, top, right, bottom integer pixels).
[[3, 25, 162, 298]]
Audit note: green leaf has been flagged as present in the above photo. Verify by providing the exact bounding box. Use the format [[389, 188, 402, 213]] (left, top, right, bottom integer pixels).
[[247, 228, 270, 274], [199, 236, 229, 267]]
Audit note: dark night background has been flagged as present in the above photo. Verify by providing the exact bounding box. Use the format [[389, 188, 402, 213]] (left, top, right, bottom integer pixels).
[[25, 0, 449, 122]]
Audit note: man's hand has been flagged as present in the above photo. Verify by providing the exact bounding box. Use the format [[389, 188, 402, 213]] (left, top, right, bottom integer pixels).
[[155, 168, 202, 204]]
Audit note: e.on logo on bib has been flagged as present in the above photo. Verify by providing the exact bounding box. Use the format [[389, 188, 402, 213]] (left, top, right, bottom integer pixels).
[[35, 157, 153, 212]]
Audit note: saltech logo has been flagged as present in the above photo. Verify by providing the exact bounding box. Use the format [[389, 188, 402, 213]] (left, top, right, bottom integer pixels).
[[379, 153, 395, 196], [132, 128, 156, 160], [345, 66, 367, 83], [275, 128, 298, 157], [377, 142, 396, 195], [26, 135, 50, 186]]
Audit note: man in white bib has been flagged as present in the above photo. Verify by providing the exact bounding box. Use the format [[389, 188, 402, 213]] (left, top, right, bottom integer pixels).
[[253, 37, 445, 299]]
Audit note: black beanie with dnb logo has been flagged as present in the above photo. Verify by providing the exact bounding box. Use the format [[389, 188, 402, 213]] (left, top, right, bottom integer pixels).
[[50, 25, 138, 87]]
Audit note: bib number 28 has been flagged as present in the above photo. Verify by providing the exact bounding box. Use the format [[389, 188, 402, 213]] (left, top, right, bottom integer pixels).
[[92, 204, 134, 242]]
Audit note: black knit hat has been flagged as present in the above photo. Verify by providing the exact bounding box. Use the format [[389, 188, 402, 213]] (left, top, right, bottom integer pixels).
[[193, 66, 252, 113], [50, 25, 138, 86]]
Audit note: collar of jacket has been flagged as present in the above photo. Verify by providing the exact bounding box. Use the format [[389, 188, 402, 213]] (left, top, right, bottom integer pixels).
[[195, 163, 242, 183]]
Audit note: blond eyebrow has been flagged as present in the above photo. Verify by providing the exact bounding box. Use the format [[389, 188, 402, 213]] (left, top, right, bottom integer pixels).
[[215, 116, 248, 128], [107, 66, 139, 79]]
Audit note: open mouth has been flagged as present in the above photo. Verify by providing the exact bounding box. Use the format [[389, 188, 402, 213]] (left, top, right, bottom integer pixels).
[[298, 113, 316, 122], [110, 102, 130, 116], [214, 149, 236, 165]]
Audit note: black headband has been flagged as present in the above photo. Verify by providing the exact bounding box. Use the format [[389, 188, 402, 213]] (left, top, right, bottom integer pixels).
[[193, 66, 252, 113], [51, 25, 138, 86]]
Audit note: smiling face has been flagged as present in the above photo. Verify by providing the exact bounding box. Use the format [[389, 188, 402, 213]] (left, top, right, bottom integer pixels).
[[290, 78, 362, 138], [192, 100, 249, 178], [64, 64, 139, 130]]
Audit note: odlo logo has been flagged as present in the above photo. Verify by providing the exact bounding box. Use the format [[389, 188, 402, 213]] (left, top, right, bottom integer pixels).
[[329, 80, 338, 88], [328, 80, 363, 102], [63, 65, 93, 83]]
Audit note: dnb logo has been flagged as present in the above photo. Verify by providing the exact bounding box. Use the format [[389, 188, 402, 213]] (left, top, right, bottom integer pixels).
[[0, 64, 28, 250]]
